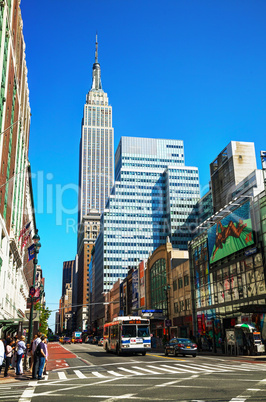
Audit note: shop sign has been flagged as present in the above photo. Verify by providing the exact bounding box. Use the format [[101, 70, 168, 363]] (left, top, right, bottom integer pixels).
[[241, 316, 249, 323]]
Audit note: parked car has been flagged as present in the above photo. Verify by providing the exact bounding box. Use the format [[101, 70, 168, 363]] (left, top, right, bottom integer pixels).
[[85, 336, 94, 344], [98, 338, 104, 346], [63, 337, 72, 345], [75, 337, 83, 344], [164, 338, 197, 357]]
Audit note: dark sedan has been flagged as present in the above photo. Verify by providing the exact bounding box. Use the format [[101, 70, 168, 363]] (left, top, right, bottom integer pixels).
[[164, 338, 197, 357]]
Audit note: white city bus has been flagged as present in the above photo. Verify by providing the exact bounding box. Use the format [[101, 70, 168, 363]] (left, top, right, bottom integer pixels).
[[103, 316, 151, 355]]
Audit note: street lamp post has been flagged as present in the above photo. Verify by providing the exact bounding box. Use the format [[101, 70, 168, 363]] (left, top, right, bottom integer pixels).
[[164, 285, 171, 340], [27, 230, 41, 345]]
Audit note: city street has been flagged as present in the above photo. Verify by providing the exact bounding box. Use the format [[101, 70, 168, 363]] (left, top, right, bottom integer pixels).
[[2, 343, 266, 401]]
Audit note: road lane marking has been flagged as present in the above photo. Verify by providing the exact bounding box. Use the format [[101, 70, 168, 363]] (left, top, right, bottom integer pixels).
[[58, 372, 67, 380], [18, 386, 36, 402], [73, 370, 86, 379], [107, 371, 123, 377], [117, 367, 142, 376], [132, 366, 158, 374], [175, 363, 213, 372], [161, 364, 202, 374], [147, 354, 185, 361], [147, 365, 179, 374], [92, 371, 106, 378], [156, 374, 199, 388]]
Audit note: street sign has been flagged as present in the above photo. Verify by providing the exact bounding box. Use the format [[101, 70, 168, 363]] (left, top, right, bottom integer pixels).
[[29, 286, 35, 297]]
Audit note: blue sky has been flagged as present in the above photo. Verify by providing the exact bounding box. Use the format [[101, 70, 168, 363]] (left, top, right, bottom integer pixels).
[[20, 0, 266, 328]]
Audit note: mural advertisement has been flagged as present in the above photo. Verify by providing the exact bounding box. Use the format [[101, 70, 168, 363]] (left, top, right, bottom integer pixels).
[[208, 202, 254, 264]]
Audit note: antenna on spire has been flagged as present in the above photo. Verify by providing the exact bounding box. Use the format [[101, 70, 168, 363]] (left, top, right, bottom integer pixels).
[[95, 32, 98, 63]]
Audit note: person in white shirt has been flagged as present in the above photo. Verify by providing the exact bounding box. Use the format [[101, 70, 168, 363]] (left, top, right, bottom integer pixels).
[[0, 339, 4, 375]]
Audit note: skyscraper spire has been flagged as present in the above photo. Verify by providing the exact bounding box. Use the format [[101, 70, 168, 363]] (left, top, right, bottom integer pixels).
[[95, 33, 98, 63], [91, 33, 102, 91]]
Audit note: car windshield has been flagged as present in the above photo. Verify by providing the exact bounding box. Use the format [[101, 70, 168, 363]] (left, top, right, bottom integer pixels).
[[177, 338, 191, 344], [122, 325, 136, 338], [64, 338, 70, 340], [137, 325, 150, 337]]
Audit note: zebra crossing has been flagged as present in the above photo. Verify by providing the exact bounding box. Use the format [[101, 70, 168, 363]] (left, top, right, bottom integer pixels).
[[45, 361, 266, 381]]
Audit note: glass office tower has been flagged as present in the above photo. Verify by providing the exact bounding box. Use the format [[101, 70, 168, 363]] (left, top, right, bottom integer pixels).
[[94, 137, 200, 292], [78, 36, 114, 222]]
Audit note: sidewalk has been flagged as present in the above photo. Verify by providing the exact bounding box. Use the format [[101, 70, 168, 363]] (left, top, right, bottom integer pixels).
[[0, 342, 77, 384]]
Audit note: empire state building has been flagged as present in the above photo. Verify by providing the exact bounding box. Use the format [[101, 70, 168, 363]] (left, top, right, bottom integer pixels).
[[78, 36, 114, 222]]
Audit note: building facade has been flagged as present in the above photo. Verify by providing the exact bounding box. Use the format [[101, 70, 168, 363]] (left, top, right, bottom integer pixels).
[[189, 192, 266, 348], [210, 141, 257, 212], [78, 36, 114, 222], [0, 0, 37, 335]]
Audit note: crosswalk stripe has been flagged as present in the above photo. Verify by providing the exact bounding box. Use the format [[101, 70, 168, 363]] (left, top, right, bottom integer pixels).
[[213, 364, 251, 371], [147, 365, 178, 374], [74, 370, 87, 378], [107, 370, 124, 377], [92, 371, 106, 378], [183, 363, 227, 372], [161, 364, 202, 374], [132, 366, 159, 374], [117, 367, 143, 376], [58, 372, 67, 380], [175, 363, 213, 372], [184, 363, 230, 372]]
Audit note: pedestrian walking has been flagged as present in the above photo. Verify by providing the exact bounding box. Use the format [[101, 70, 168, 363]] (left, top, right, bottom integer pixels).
[[0, 338, 4, 375], [16, 336, 26, 375], [32, 332, 42, 379], [4, 339, 13, 377], [43, 337, 48, 375], [30, 335, 37, 373], [36, 335, 47, 380], [16, 335, 27, 375]]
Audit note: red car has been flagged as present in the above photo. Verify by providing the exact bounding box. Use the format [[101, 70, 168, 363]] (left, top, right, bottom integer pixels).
[[74, 337, 83, 344]]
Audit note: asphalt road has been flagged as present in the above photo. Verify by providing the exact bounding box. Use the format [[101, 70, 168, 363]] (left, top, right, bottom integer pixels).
[[2, 343, 266, 401]]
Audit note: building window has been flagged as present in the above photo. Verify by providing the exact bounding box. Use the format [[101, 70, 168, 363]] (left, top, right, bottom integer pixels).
[[184, 275, 189, 286], [178, 278, 183, 289], [179, 300, 184, 311], [174, 302, 178, 313], [185, 298, 190, 310], [173, 280, 177, 291]]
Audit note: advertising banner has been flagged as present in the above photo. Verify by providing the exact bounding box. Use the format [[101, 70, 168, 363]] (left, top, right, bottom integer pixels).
[[208, 202, 254, 264], [139, 260, 146, 307], [132, 269, 139, 310]]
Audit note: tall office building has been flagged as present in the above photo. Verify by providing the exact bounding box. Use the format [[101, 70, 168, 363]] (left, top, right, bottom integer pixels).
[[76, 37, 114, 330], [210, 141, 257, 212], [92, 136, 200, 323], [78, 36, 114, 222]]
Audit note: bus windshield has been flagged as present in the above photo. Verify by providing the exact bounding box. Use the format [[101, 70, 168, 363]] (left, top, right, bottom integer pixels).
[[122, 325, 136, 338], [138, 325, 150, 338]]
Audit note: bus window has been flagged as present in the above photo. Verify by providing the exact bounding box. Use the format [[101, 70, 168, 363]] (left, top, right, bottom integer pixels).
[[122, 325, 136, 338], [138, 325, 150, 337]]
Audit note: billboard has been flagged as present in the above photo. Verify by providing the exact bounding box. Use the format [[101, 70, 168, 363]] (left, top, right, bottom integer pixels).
[[139, 260, 146, 308], [132, 269, 139, 310], [208, 202, 254, 264]]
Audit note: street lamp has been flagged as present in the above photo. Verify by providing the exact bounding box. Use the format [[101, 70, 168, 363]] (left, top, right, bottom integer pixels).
[[164, 285, 171, 340], [27, 230, 41, 345]]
